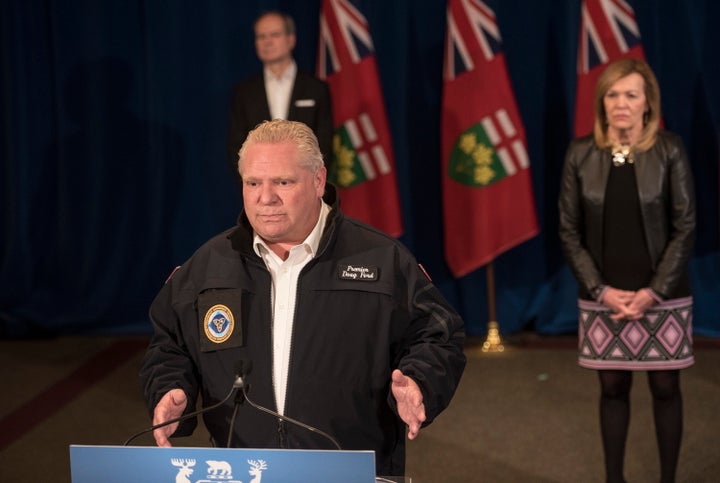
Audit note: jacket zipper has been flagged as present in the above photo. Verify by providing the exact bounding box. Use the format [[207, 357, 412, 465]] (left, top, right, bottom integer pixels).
[[275, 255, 319, 448], [267, 214, 335, 448]]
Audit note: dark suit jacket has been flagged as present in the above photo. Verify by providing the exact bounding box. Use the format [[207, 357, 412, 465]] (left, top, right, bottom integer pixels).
[[227, 70, 334, 178]]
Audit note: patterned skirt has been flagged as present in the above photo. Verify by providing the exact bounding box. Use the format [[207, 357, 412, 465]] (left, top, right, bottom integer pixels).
[[578, 297, 694, 370]]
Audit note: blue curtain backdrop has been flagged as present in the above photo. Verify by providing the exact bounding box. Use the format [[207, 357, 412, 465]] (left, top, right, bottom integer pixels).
[[2, 0, 719, 337]]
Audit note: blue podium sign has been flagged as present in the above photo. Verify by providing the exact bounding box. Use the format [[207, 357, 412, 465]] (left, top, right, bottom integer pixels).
[[70, 445, 376, 483]]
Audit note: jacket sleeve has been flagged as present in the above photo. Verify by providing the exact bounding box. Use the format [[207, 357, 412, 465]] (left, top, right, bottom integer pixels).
[[649, 135, 696, 296], [558, 139, 604, 294], [139, 273, 200, 436], [391, 257, 467, 425]]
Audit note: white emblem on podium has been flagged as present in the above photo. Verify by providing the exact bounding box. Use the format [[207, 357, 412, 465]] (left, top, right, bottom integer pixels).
[[169, 457, 267, 483]]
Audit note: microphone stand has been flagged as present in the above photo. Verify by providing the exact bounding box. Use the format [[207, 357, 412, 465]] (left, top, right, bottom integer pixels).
[[226, 380, 246, 447], [127, 366, 341, 452]]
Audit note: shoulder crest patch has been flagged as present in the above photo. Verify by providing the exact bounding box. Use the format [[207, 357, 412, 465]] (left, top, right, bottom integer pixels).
[[203, 304, 234, 343]]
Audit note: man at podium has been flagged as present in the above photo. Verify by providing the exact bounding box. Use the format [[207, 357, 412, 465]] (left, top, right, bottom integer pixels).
[[139, 120, 466, 477]]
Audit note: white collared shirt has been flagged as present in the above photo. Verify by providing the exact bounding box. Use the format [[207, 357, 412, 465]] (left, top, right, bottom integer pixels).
[[264, 61, 296, 121], [253, 201, 330, 414]]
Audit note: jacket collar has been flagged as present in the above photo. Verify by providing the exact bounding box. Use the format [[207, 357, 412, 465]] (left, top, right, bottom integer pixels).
[[229, 183, 342, 257]]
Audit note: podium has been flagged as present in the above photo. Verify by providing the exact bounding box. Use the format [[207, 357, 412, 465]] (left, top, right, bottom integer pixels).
[[70, 445, 377, 483]]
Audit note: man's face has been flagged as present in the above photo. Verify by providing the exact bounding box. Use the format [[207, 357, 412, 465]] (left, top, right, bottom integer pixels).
[[254, 14, 296, 66], [241, 141, 326, 246]]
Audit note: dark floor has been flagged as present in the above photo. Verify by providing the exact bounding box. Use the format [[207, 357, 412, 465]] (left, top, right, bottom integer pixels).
[[1, 333, 719, 483]]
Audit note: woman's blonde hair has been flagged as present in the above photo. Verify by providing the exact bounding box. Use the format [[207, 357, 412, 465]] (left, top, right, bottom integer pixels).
[[237, 119, 324, 175], [593, 58, 661, 152]]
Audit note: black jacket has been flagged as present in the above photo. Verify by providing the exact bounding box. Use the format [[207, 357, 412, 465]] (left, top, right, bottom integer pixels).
[[558, 131, 695, 299], [140, 186, 466, 476], [227, 70, 334, 173]]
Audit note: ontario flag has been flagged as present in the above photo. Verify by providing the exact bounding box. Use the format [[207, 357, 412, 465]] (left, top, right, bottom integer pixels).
[[575, 0, 646, 136], [441, 0, 539, 278], [317, 0, 403, 237]]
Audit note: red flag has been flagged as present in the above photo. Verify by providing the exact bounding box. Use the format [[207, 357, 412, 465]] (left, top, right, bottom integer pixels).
[[441, 0, 539, 278], [574, 0, 647, 136], [317, 0, 403, 237]]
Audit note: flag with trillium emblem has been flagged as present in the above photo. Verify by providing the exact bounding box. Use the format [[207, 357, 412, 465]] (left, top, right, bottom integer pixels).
[[317, 0, 403, 237], [442, 0, 539, 277]]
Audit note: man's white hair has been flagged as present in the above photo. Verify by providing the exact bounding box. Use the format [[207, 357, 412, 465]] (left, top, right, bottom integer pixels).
[[238, 119, 324, 175]]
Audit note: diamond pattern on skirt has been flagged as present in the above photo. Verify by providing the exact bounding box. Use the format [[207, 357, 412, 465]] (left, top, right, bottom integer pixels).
[[577, 297, 694, 369], [620, 321, 651, 355], [587, 315, 613, 355]]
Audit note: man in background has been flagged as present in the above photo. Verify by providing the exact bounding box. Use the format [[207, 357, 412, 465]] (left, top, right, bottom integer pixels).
[[227, 11, 333, 182]]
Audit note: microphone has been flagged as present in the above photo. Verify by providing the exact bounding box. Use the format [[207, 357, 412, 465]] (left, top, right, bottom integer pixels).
[[123, 365, 246, 447], [125, 360, 342, 451], [235, 361, 342, 451]]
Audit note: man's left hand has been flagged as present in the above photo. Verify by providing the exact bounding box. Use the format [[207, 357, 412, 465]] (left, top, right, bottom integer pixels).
[[391, 369, 426, 440]]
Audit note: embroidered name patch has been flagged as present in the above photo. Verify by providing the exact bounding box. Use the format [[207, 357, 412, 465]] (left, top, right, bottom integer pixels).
[[203, 304, 234, 343], [338, 264, 379, 281]]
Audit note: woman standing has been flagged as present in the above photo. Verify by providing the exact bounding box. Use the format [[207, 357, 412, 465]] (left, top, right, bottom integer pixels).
[[559, 58, 695, 483]]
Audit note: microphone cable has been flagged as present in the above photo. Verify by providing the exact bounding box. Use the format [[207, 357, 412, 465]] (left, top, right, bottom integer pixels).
[[238, 382, 342, 450], [124, 380, 240, 446]]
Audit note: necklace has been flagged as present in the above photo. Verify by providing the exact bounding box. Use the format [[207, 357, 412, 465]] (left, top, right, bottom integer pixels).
[[611, 143, 634, 167]]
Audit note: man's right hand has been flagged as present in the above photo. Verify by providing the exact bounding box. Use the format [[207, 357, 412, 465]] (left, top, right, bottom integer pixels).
[[152, 389, 187, 447]]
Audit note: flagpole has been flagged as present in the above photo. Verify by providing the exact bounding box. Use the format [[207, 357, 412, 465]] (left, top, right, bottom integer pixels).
[[481, 261, 504, 352]]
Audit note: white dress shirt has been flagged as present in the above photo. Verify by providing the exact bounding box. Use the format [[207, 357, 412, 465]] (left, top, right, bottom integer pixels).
[[253, 201, 330, 414], [264, 61, 296, 121]]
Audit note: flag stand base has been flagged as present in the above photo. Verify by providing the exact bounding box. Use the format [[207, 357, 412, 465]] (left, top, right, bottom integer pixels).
[[481, 321, 505, 352]]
